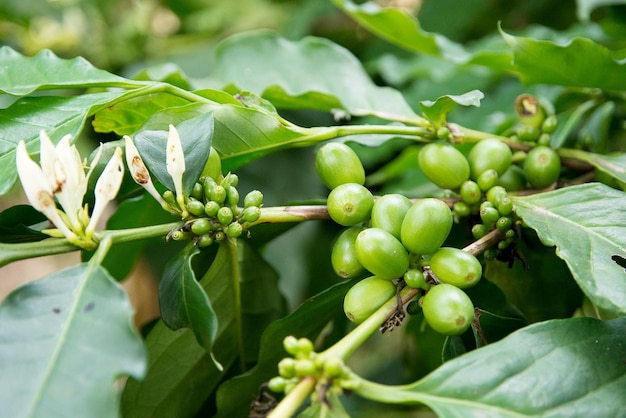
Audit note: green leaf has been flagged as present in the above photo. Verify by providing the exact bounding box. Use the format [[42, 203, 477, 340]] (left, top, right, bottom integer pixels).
[[355, 317, 626, 416], [576, 0, 626, 21], [0, 47, 142, 96], [0, 262, 146, 418], [0, 90, 129, 196], [512, 183, 626, 315], [419, 90, 484, 126], [0, 205, 47, 243], [135, 112, 214, 193], [210, 30, 421, 122], [298, 391, 351, 417], [501, 28, 626, 90], [215, 280, 354, 418], [332, 0, 512, 70], [159, 244, 220, 368], [123, 240, 284, 417], [560, 148, 626, 188]]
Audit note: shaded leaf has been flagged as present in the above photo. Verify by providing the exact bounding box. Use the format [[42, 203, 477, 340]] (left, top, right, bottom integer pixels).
[[512, 183, 626, 315], [576, 0, 626, 21], [210, 29, 420, 121], [0, 90, 130, 195], [419, 90, 484, 126], [215, 280, 354, 418], [0, 47, 142, 96], [0, 262, 146, 418], [355, 317, 626, 417], [135, 112, 214, 193], [123, 240, 284, 418], [501, 28, 626, 90], [561, 148, 626, 188], [0, 205, 47, 243], [298, 391, 351, 417], [159, 244, 219, 368]]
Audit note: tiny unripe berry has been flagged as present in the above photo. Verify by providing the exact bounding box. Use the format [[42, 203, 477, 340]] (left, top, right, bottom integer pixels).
[[226, 222, 243, 238], [191, 182, 204, 201], [162, 190, 177, 206], [404, 269, 428, 290], [517, 125, 540, 142], [453, 201, 471, 218], [201, 147, 222, 181], [523, 146, 561, 188], [460, 180, 482, 204], [226, 186, 239, 206], [187, 199, 206, 217], [278, 358, 296, 378], [497, 197, 514, 216], [295, 359, 316, 377], [537, 133, 552, 147], [214, 231, 225, 241], [217, 206, 234, 225], [472, 223, 489, 239], [505, 229, 517, 240], [498, 240, 510, 250], [437, 126, 451, 140], [542, 115, 558, 134], [480, 206, 500, 225], [242, 206, 261, 223], [191, 218, 212, 235], [204, 201, 220, 217], [477, 169, 499, 191], [244, 190, 264, 208], [268, 376, 287, 393], [486, 186, 507, 207], [283, 335, 299, 355], [496, 216, 513, 232], [209, 184, 226, 204], [323, 358, 344, 378], [196, 234, 214, 248], [223, 173, 239, 188], [297, 338, 314, 358], [406, 300, 422, 315]]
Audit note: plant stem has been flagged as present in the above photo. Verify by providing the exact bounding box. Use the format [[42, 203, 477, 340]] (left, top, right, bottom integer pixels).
[[248, 206, 329, 227], [101, 221, 181, 244], [226, 238, 246, 372], [267, 377, 316, 418]]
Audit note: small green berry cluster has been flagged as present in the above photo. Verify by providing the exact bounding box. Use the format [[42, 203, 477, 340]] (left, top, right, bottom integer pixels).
[[512, 93, 558, 147], [165, 173, 263, 247], [267, 336, 358, 399]]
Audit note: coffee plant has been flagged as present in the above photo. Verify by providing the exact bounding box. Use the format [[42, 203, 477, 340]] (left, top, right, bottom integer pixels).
[[1, 0, 626, 417]]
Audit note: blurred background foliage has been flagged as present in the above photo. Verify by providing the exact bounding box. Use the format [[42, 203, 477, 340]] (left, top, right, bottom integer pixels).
[[2, 1, 626, 415]]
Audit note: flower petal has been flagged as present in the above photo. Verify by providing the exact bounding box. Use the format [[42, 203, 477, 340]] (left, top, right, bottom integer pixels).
[[124, 136, 169, 208], [166, 124, 186, 208], [86, 147, 124, 235]]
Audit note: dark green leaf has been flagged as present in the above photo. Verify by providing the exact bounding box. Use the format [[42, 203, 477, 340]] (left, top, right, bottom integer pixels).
[[0, 262, 146, 418], [512, 183, 626, 315], [159, 244, 219, 367], [576, 0, 626, 21], [135, 112, 214, 193], [356, 317, 626, 416], [215, 280, 354, 418], [0, 91, 129, 195], [0, 47, 142, 96], [0, 205, 47, 243], [501, 28, 626, 90], [123, 240, 284, 418], [419, 90, 484, 126], [210, 30, 420, 121]]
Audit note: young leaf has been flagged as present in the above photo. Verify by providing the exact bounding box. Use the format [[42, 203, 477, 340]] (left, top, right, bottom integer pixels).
[[512, 183, 626, 315], [135, 112, 214, 193], [0, 90, 132, 196], [123, 241, 284, 417], [501, 28, 626, 90], [0, 262, 146, 418], [355, 317, 626, 416], [210, 29, 421, 122], [419, 90, 484, 126], [159, 243, 220, 368], [215, 280, 354, 418], [0, 47, 143, 96]]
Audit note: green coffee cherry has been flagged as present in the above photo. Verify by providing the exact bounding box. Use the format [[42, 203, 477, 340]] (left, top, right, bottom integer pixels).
[[486, 186, 507, 207], [429, 247, 482, 289], [343, 276, 396, 324], [201, 147, 222, 181], [204, 201, 220, 217], [315, 142, 365, 189], [497, 197, 514, 216], [283, 335, 299, 355], [370, 193, 412, 239], [523, 146, 561, 188], [226, 222, 243, 238], [196, 234, 214, 248], [422, 284, 474, 335], [226, 186, 239, 207], [327, 183, 374, 226], [217, 206, 234, 225], [191, 218, 212, 236], [515, 94, 545, 128], [496, 216, 513, 232], [331, 227, 365, 279], [244, 190, 264, 208], [477, 169, 499, 191], [418, 143, 470, 190], [223, 173, 239, 188], [242, 206, 261, 223], [537, 133, 552, 147], [268, 376, 287, 393], [355, 228, 409, 280], [191, 182, 204, 201], [453, 201, 471, 218], [208, 184, 226, 204], [278, 358, 296, 378], [187, 199, 206, 217], [542, 115, 558, 134], [401, 198, 452, 255], [162, 190, 177, 207], [517, 125, 540, 142], [480, 206, 500, 225], [404, 269, 429, 290], [460, 180, 482, 204], [468, 138, 512, 180], [406, 300, 422, 315], [472, 223, 489, 239]]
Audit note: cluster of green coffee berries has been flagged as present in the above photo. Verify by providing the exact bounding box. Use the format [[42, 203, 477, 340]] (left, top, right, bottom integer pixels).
[[164, 149, 263, 247], [267, 336, 358, 398], [316, 142, 480, 336]]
